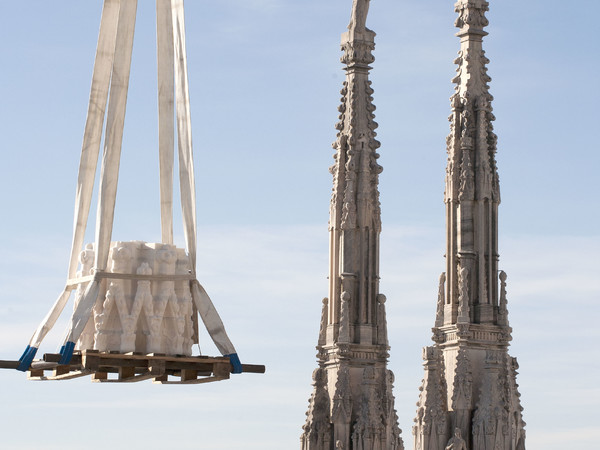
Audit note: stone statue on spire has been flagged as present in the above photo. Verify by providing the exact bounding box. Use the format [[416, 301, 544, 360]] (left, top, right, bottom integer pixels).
[[445, 428, 467, 450], [348, 0, 371, 32]]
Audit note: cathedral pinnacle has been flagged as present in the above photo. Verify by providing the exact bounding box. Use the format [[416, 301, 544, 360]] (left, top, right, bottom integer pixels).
[[413, 2, 526, 449], [301, 1, 403, 449]]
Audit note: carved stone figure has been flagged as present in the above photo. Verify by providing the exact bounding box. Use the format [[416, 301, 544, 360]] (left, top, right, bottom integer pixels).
[[318, 298, 328, 347], [457, 267, 470, 323], [498, 271, 509, 326], [435, 272, 445, 327], [348, 0, 371, 32], [445, 428, 467, 450]]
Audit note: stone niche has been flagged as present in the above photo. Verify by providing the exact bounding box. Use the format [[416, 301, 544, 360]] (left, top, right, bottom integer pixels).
[[75, 241, 195, 356]]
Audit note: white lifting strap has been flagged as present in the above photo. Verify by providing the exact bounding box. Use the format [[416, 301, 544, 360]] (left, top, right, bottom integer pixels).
[[157, 0, 175, 245], [171, 0, 236, 356], [62, 0, 138, 353], [19, 0, 120, 368]]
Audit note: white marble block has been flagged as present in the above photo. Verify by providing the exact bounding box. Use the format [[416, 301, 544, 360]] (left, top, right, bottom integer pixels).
[[74, 241, 195, 356]]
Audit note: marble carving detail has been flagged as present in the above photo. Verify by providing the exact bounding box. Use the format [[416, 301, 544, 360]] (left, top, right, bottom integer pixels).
[[413, 1, 526, 449], [301, 1, 402, 448], [73, 241, 195, 356]]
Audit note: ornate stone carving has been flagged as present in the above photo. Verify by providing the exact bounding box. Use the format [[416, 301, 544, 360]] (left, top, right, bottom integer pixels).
[[457, 267, 470, 324], [498, 271, 509, 326], [444, 428, 467, 450], [472, 351, 510, 450], [77, 241, 194, 356], [352, 367, 386, 450], [382, 370, 404, 450], [451, 348, 472, 411], [318, 298, 329, 347], [458, 150, 474, 203], [348, 0, 371, 32], [435, 272, 446, 327], [341, 38, 375, 67], [505, 356, 526, 450], [454, 0, 490, 36], [332, 365, 352, 424], [301, 368, 333, 450], [413, 347, 447, 450], [376, 293, 388, 346], [302, 1, 402, 447], [414, 1, 525, 448], [339, 291, 351, 343]]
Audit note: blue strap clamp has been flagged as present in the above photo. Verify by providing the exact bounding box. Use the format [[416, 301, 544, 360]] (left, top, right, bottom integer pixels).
[[59, 341, 76, 365], [225, 353, 243, 374], [16, 345, 38, 372]]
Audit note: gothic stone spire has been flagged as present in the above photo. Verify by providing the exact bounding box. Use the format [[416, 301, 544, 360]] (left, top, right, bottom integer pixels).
[[301, 2, 403, 449], [413, 2, 526, 449]]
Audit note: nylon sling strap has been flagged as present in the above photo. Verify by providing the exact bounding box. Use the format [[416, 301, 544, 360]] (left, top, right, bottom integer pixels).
[[170, 0, 238, 366], [18, 0, 121, 371], [59, 0, 139, 363], [157, 0, 175, 245]]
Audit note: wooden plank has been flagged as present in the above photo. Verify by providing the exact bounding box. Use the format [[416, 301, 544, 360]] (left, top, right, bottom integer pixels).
[[98, 371, 156, 383], [153, 374, 169, 383], [0, 360, 19, 369], [43, 352, 82, 365], [23, 350, 264, 384], [84, 354, 146, 370], [180, 369, 197, 382], [83, 353, 101, 371], [92, 371, 108, 382], [53, 365, 71, 377], [148, 360, 166, 377], [157, 375, 229, 385], [27, 369, 45, 379], [164, 361, 214, 371], [213, 362, 230, 378], [118, 366, 136, 380], [240, 364, 266, 374], [46, 370, 92, 381], [87, 351, 228, 365]]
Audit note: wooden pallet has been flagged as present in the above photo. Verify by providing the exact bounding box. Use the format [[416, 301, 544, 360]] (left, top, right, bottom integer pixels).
[[19, 350, 264, 384]]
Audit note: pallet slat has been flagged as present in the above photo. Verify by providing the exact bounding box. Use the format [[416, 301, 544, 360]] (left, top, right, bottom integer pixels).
[[14, 350, 265, 384]]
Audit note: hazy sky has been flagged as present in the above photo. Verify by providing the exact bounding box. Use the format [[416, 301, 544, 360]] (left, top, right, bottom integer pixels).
[[0, 1, 598, 449]]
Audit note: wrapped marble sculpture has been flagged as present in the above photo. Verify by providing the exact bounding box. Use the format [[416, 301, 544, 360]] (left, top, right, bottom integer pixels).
[[75, 242, 195, 356]]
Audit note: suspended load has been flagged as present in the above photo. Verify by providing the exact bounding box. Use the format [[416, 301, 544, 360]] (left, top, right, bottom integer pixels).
[[1, 0, 264, 384]]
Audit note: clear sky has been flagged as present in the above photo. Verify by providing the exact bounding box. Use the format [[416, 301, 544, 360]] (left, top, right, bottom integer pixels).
[[0, 1, 598, 449]]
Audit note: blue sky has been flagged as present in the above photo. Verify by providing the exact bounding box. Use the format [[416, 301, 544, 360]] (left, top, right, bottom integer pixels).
[[0, 1, 598, 449]]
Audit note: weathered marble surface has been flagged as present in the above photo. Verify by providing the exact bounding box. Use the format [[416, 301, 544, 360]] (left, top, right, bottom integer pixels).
[[412, 1, 526, 449], [301, 1, 403, 449]]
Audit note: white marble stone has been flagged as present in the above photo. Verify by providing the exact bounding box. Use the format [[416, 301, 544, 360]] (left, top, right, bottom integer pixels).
[[301, 1, 403, 449], [412, 1, 526, 449], [74, 241, 195, 356]]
